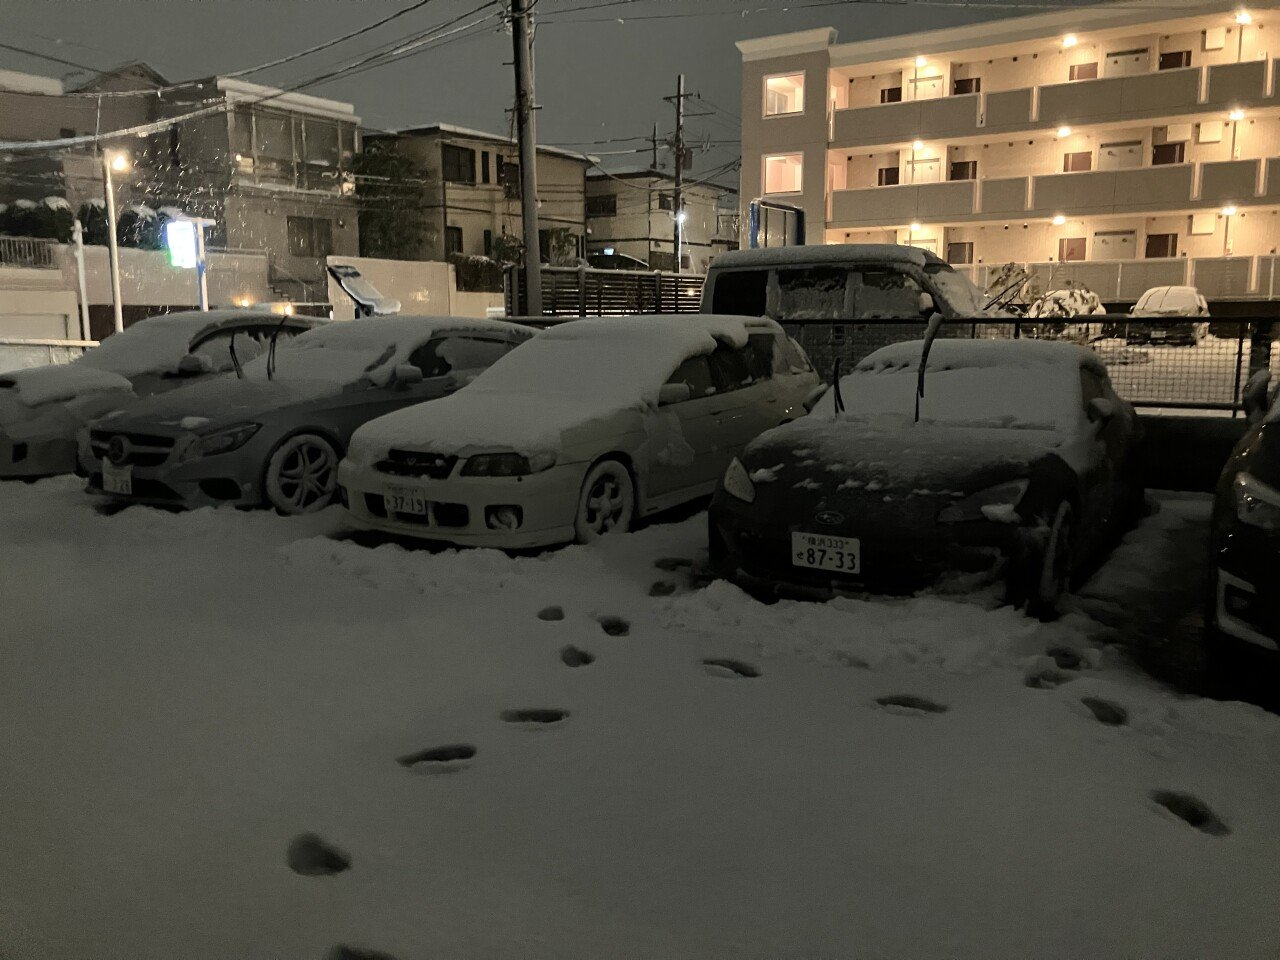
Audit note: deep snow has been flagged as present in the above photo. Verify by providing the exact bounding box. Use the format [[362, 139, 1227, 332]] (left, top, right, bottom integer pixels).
[[0, 481, 1277, 960]]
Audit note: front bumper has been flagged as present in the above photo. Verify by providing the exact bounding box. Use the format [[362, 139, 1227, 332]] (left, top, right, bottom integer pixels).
[[337, 457, 582, 549], [79, 430, 264, 509], [1211, 520, 1280, 651], [0, 432, 78, 479]]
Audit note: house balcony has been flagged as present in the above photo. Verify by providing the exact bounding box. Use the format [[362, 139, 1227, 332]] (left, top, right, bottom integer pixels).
[[829, 59, 1275, 150]]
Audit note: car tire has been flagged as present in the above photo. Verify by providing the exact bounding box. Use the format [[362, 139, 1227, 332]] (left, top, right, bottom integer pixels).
[[263, 432, 341, 515], [1025, 501, 1074, 621], [573, 458, 635, 543]]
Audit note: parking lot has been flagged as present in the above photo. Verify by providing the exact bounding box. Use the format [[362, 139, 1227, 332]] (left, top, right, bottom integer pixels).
[[2, 477, 1278, 960]]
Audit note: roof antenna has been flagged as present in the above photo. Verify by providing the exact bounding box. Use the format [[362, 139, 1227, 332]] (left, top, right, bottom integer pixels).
[[915, 311, 945, 424]]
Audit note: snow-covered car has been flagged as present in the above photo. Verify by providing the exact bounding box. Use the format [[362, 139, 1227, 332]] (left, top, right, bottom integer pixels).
[[1026, 289, 1106, 320], [1126, 286, 1210, 346], [708, 338, 1145, 617], [338, 314, 820, 548], [80, 317, 534, 514], [0, 310, 313, 479]]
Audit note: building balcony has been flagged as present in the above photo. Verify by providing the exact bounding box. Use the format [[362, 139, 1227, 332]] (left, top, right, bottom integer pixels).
[[829, 59, 1276, 150], [953, 254, 1268, 301]]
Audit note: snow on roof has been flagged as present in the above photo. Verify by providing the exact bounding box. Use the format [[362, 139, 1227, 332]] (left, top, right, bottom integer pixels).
[[77, 311, 286, 377], [0, 68, 63, 95], [711, 244, 940, 271], [42, 196, 72, 211]]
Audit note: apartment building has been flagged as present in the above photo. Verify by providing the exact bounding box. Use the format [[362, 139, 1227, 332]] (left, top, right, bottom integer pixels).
[[364, 124, 590, 264], [585, 169, 739, 273], [738, 0, 1280, 299], [0, 63, 361, 301]]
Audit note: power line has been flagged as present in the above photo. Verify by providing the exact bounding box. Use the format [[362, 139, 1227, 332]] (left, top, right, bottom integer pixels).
[[0, 40, 103, 75]]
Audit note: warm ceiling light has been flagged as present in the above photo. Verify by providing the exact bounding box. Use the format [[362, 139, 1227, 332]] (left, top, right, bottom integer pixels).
[[1052, 214, 1067, 225], [912, 139, 924, 150], [1057, 125, 1072, 137], [1229, 108, 1246, 121], [909, 221, 922, 231], [1236, 9, 1252, 25], [1222, 204, 1239, 216], [1062, 33, 1079, 47], [914, 56, 927, 67]]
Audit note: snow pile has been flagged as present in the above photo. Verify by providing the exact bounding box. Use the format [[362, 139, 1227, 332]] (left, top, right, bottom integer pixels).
[[41, 196, 72, 212]]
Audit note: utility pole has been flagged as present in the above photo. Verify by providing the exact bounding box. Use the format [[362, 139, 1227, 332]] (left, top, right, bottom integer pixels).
[[510, 0, 542, 315], [651, 122, 658, 171], [101, 150, 128, 334], [669, 74, 686, 274]]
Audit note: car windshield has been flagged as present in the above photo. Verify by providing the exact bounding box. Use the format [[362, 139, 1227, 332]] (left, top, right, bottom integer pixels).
[[924, 262, 986, 316], [242, 325, 399, 383]]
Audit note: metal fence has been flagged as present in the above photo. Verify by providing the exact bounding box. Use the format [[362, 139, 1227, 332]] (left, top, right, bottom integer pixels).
[[952, 256, 1264, 302], [0, 235, 57, 269], [505, 265, 705, 317], [785, 317, 1278, 413]]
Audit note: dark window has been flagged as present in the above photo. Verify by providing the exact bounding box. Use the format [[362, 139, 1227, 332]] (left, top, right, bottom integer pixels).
[[778, 266, 849, 320], [1152, 142, 1185, 165], [59, 127, 75, 138], [407, 336, 511, 378], [946, 241, 974, 265], [708, 344, 765, 392], [1063, 150, 1093, 173], [949, 160, 977, 181], [286, 216, 332, 258], [658, 194, 674, 211], [480, 150, 491, 184], [483, 229, 493, 257], [650, 250, 676, 272], [586, 194, 618, 217], [445, 225, 463, 256], [442, 144, 476, 184], [1145, 233, 1178, 258], [877, 166, 900, 186], [1069, 62, 1099, 81], [747, 333, 786, 378], [953, 77, 981, 95], [664, 355, 717, 400], [710, 269, 768, 316], [1159, 50, 1191, 69], [1059, 237, 1086, 262], [853, 269, 925, 319], [498, 157, 520, 198], [880, 86, 902, 103]]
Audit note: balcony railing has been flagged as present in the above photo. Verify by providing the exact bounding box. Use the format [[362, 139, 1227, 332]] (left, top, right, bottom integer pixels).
[[0, 236, 58, 269], [830, 59, 1277, 149], [955, 255, 1260, 300]]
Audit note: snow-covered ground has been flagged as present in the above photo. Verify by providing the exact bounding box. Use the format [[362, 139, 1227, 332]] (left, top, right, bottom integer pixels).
[[1, 479, 1278, 960]]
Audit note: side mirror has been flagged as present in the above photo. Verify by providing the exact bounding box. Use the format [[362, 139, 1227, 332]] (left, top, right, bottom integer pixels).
[[659, 382, 692, 406], [802, 384, 829, 413], [393, 363, 424, 386], [177, 353, 213, 376], [1087, 397, 1117, 426], [918, 291, 935, 316]]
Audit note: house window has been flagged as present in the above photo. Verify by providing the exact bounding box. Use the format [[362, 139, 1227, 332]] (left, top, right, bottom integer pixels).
[[763, 72, 805, 116], [1152, 142, 1185, 165], [286, 216, 332, 258], [1159, 50, 1191, 69], [483, 229, 493, 257], [59, 127, 75, 138], [480, 150, 491, 184], [442, 144, 476, 184], [1146, 233, 1178, 258], [877, 167, 900, 187], [498, 157, 520, 198], [587, 194, 618, 217], [949, 160, 977, 181], [445, 225, 464, 256], [880, 86, 903, 103], [953, 77, 981, 95], [762, 153, 803, 194], [255, 111, 294, 183], [658, 194, 674, 211], [1068, 62, 1099, 81], [946, 241, 974, 264], [1063, 150, 1093, 173], [1059, 237, 1086, 262]]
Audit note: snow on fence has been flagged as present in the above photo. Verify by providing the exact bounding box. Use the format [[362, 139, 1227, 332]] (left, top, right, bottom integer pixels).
[[0, 236, 57, 269], [505, 265, 705, 317]]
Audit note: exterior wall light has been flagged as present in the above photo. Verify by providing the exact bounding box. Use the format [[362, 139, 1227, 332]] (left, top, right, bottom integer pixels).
[[1229, 108, 1246, 121], [1236, 10, 1253, 25], [914, 56, 927, 67], [1062, 34, 1079, 47], [912, 139, 924, 150], [1052, 214, 1067, 225], [1222, 204, 1238, 216], [1057, 126, 1072, 137]]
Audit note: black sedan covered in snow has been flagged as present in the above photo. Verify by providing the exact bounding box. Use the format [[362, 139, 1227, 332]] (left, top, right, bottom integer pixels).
[[80, 316, 534, 514], [1207, 373, 1280, 656], [709, 338, 1144, 616]]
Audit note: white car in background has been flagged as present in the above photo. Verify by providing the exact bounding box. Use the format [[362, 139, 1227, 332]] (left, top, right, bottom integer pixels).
[[1127, 285, 1210, 346], [337, 314, 819, 548]]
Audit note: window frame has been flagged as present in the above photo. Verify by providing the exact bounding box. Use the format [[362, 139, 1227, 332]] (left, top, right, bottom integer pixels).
[[762, 152, 804, 196], [762, 71, 806, 118], [442, 143, 477, 185]]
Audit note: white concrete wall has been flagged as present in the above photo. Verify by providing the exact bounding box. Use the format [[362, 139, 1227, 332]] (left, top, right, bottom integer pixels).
[[323, 255, 503, 320]]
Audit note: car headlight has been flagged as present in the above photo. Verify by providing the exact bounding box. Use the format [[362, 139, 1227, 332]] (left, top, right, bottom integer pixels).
[[461, 451, 556, 477], [937, 478, 1029, 524], [183, 422, 261, 460], [1234, 472, 1280, 531], [722, 457, 756, 503]]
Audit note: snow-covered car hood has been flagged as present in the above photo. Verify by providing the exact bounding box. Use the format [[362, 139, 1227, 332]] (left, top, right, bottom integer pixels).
[[0, 366, 136, 438]]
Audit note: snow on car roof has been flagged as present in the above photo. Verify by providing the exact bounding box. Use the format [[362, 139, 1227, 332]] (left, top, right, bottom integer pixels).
[[711, 244, 941, 271], [77, 310, 297, 378], [858, 337, 1106, 376]]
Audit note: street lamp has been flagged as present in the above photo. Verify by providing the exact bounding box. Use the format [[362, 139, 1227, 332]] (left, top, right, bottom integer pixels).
[[101, 149, 130, 334]]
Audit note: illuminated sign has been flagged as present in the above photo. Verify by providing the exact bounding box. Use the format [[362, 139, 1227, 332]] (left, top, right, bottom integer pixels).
[[164, 219, 198, 269]]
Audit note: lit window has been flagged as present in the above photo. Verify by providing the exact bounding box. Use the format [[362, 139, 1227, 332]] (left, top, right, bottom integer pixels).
[[763, 153, 804, 194], [763, 73, 805, 116]]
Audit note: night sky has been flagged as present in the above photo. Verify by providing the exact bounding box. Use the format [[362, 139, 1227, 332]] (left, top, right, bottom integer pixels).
[[3, 0, 1022, 176]]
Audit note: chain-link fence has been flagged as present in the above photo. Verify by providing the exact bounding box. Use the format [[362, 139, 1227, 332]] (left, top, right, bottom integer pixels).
[[785, 318, 1278, 412]]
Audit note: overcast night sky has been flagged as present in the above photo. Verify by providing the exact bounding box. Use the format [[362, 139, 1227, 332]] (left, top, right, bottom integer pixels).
[[0, 0, 1024, 177]]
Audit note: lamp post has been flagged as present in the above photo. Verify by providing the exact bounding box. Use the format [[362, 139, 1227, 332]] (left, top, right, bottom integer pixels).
[[101, 149, 130, 334]]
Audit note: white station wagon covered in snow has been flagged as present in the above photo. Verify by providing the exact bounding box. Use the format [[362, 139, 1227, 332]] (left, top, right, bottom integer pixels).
[[337, 314, 819, 548]]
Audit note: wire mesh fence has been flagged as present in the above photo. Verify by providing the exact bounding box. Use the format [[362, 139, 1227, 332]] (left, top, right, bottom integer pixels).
[[784, 318, 1278, 412]]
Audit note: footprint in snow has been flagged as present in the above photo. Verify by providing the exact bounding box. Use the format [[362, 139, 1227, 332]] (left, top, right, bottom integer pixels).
[[1025, 666, 1075, 689], [875, 694, 948, 715], [1046, 646, 1085, 671], [1080, 697, 1128, 727], [397, 744, 477, 773], [1150, 789, 1230, 836], [560, 645, 595, 668], [501, 708, 569, 726], [326, 946, 400, 960], [654, 557, 693, 572], [537, 605, 565, 622], [287, 833, 350, 876], [597, 615, 630, 637], [702, 658, 761, 679], [649, 580, 677, 597]]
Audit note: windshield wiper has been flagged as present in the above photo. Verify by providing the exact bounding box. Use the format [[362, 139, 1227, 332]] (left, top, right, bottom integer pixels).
[[229, 330, 245, 380], [831, 357, 845, 417], [915, 313, 945, 424], [266, 317, 289, 381]]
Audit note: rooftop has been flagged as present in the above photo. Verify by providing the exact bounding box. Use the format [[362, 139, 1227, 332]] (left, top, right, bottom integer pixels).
[[377, 123, 594, 163]]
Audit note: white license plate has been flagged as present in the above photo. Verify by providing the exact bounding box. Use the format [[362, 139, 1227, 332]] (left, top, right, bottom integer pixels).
[[385, 486, 426, 515], [1152, 329, 1167, 338], [102, 461, 133, 495], [791, 531, 861, 574]]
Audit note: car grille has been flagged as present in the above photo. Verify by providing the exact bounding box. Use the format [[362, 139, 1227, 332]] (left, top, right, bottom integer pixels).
[[364, 493, 469, 528], [375, 449, 457, 479], [89, 430, 176, 468]]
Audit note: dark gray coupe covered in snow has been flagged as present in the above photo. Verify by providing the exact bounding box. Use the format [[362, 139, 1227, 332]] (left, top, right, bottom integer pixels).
[[709, 338, 1144, 617]]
